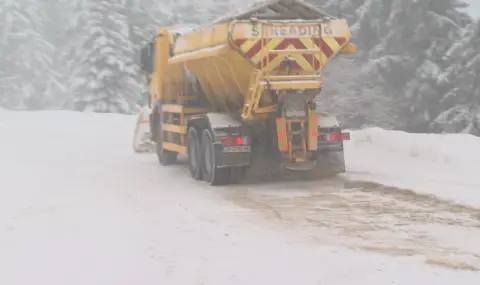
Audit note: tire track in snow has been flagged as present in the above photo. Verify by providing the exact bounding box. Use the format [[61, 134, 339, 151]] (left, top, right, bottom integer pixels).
[[222, 178, 480, 272]]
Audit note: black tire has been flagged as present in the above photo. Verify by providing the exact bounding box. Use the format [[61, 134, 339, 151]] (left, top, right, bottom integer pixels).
[[187, 127, 203, 180], [155, 108, 177, 166], [201, 128, 229, 186], [149, 111, 157, 142]]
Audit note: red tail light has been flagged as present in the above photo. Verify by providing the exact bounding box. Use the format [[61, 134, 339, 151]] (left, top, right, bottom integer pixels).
[[320, 132, 351, 142], [235, 137, 243, 145], [222, 136, 249, 146]]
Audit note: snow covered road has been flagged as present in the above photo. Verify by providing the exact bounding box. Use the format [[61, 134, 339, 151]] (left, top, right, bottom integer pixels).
[[224, 179, 480, 271], [1, 110, 479, 284]]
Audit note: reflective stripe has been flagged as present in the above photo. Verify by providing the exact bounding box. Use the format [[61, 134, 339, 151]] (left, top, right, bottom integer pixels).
[[234, 36, 349, 71], [308, 111, 318, 151], [276, 117, 288, 152]]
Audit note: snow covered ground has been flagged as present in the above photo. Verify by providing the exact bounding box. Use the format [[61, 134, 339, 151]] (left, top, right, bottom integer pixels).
[[1, 110, 479, 285], [344, 127, 480, 208]]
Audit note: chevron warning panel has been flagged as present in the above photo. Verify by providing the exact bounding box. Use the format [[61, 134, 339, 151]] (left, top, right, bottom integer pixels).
[[232, 36, 349, 72]]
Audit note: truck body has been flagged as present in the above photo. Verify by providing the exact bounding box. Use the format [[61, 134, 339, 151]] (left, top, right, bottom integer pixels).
[[136, 0, 356, 185]]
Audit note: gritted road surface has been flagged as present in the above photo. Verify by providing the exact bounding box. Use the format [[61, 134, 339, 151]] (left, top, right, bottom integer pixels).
[[222, 177, 480, 271]]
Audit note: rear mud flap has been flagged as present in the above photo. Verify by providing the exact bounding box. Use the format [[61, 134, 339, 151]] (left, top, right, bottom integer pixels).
[[239, 152, 345, 184], [303, 151, 346, 180]]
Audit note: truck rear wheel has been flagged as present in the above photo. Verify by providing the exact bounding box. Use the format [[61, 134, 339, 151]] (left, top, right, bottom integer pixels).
[[187, 127, 202, 180], [201, 129, 229, 186]]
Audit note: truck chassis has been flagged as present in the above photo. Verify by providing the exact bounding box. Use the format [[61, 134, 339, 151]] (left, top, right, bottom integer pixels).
[[148, 102, 349, 185]]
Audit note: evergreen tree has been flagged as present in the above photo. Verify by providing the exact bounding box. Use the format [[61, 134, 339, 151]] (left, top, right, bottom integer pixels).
[[0, 0, 23, 108], [317, 0, 364, 23], [358, 0, 470, 132], [316, 0, 402, 129], [26, 0, 72, 110], [124, 0, 167, 55], [205, 0, 241, 22], [38, 0, 74, 109], [162, 0, 208, 25], [68, 0, 140, 114], [319, 57, 401, 129], [398, 0, 470, 132], [434, 20, 480, 135], [0, 0, 46, 109]]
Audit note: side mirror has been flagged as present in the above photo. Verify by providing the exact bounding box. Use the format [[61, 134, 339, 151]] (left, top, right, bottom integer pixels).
[[140, 41, 156, 73]]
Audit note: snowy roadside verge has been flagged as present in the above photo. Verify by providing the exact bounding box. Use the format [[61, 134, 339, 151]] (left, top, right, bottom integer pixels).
[[344, 127, 480, 208]]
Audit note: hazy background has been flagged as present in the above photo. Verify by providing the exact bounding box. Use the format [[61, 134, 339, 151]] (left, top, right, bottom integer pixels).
[[0, 0, 479, 135], [464, 0, 480, 18]]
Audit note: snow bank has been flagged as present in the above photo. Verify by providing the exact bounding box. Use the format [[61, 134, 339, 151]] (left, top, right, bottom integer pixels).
[[350, 127, 480, 165], [345, 127, 480, 208], [0, 107, 12, 123]]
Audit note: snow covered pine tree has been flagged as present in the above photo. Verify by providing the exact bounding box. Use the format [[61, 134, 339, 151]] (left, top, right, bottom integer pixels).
[[69, 0, 140, 114], [435, 19, 480, 135], [341, 0, 470, 132], [0, 0, 59, 110]]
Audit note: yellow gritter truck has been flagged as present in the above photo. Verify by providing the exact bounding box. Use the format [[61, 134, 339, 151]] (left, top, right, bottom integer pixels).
[[135, 0, 357, 185]]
